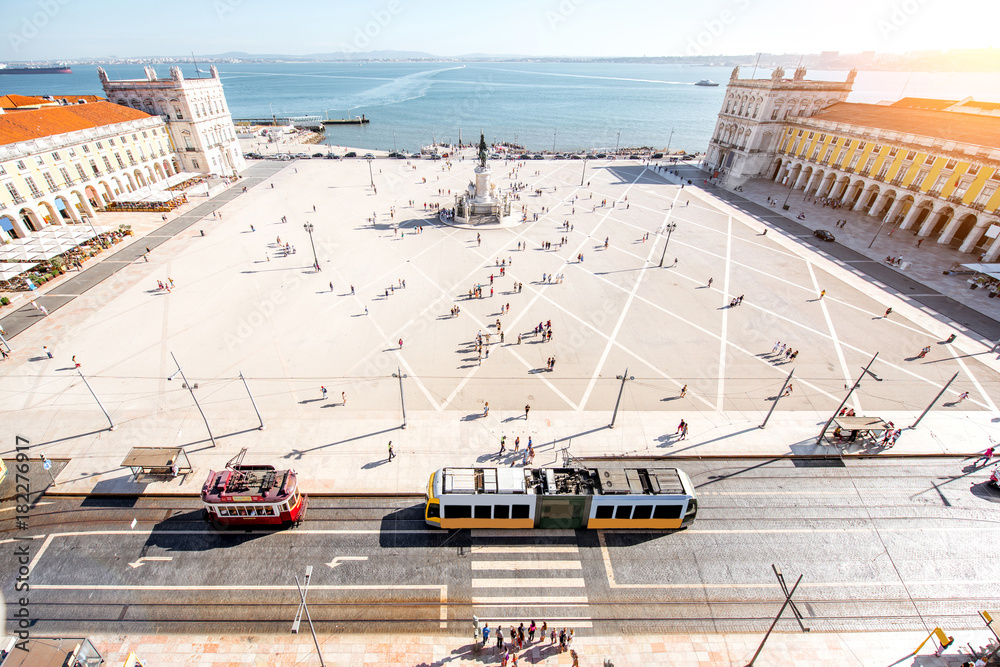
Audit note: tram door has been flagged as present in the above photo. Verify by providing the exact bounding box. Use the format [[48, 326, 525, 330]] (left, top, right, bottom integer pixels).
[[539, 497, 585, 528]]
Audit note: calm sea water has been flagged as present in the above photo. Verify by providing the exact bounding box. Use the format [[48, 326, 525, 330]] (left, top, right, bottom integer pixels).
[[3, 62, 999, 153]]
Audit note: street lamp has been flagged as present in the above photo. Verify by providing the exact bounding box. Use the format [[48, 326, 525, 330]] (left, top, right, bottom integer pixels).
[[303, 222, 320, 271], [615, 130, 621, 154], [658, 222, 677, 267], [665, 127, 674, 157], [366, 155, 374, 188], [580, 157, 589, 186]]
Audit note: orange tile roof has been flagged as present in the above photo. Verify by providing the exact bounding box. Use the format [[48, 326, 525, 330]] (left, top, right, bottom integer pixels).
[[0, 101, 154, 146], [49, 94, 106, 104], [808, 102, 1000, 147], [0, 93, 52, 108], [889, 97, 956, 110]]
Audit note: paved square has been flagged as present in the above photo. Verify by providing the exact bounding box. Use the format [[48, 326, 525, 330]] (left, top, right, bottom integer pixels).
[[2, 152, 999, 492]]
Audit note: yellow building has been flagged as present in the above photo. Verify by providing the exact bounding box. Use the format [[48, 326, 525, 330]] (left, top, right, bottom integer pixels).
[[771, 97, 1000, 258], [0, 100, 175, 240]]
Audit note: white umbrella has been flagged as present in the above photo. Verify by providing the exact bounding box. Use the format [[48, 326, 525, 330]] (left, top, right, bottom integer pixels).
[[0, 262, 37, 280]]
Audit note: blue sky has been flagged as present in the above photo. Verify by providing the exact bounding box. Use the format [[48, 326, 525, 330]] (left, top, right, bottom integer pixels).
[[2, 0, 993, 60]]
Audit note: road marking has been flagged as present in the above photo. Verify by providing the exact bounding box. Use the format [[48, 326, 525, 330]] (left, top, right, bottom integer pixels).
[[326, 555, 369, 569], [471, 545, 579, 554], [471, 578, 586, 588], [471, 596, 590, 605], [948, 342, 998, 411], [807, 261, 856, 412], [27, 534, 55, 575], [717, 214, 732, 410], [471, 560, 582, 571], [128, 556, 174, 569]]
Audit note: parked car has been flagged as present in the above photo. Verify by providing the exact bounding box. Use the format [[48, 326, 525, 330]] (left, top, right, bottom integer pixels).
[[628, 154, 641, 159], [312, 152, 324, 158], [295, 153, 311, 159], [324, 153, 339, 159], [363, 153, 375, 159], [652, 153, 664, 159], [585, 154, 597, 159], [388, 152, 402, 158], [813, 229, 836, 242], [430, 154, 442, 160], [596, 153, 607, 159], [553, 154, 566, 160], [410, 153, 422, 159], [344, 151, 357, 158], [533, 155, 544, 160], [570, 154, 582, 160]]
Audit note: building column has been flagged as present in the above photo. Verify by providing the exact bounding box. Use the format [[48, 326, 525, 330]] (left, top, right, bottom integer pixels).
[[959, 222, 990, 254], [981, 234, 1000, 262], [885, 197, 909, 223], [793, 168, 810, 190], [870, 191, 893, 219], [850, 186, 871, 212], [900, 200, 929, 231], [937, 212, 966, 244], [917, 204, 947, 237], [8, 215, 31, 238]]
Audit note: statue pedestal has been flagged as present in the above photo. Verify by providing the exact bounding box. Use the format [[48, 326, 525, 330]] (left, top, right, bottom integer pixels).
[[473, 165, 492, 203]]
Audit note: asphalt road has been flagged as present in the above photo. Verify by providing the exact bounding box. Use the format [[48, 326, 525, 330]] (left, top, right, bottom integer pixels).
[[3, 457, 998, 637]]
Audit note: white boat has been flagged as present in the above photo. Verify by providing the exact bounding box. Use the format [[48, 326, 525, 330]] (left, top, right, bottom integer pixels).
[[695, 79, 719, 87]]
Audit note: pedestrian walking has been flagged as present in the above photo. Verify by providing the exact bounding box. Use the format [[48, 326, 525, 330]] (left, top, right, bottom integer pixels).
[[351, 285, 355, 295], [707, 277, 713, 288], [364, 306, 369, 315], [524, 403, 531, 419], [497, 628, 504, 649], [529, 621, 536, 643], [398, 338, 403, 349], [958, 391, 969, 403], [0, 347, 8, 360], [321, 386, 328, 400], [676, 419, 686, 434], [342, 391, 347, 405], [916, 239, 924, 248], [783, 383, 794, 397], [387, 441, 395, 462], [43, 345, 53, 359], [72, 355, 80, 368], [514, 436, 520, 452], [976, 446, 994, 467], [484, 401, 490, 417], [884, 307, 892, 318], [681, 422, 689, 440], [680, 384, 687, 398], [819, 289, 826, 299]]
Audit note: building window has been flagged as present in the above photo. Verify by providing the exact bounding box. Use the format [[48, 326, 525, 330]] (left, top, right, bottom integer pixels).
[[968, 165, 980, 176], [876, 165, 889, 180], [977, 186, 996, 205], [5, 182, 21, 201], [844, 140, 852, 148], [142, 131, 148, 138], [771, 107, 780, 120], [75, 163, 87, 180], [822, 148, 834, 163], [35, 156, 44, 167], [68, 147, 76, 157], [857, 142, 867, 151], [82, 144, 90, 154], [752, 103, 760, 118], [924, 154, 936, 164], [811, 146, 821, 160], [51, 151, 61, 161], [96, 141, 103, 149], [109, 137, 115, 146], [16, 160, 26, 171], [906, 150, 916, 160], [848, 154, 861, 171], [874, 144, 883, 152], [192, 159, 199, 169], [103, 156, 113, 172], [0, 164, 6, 175], [132, 134, 138, 141], [89, 159, 100, 176], [945, 159, 957, 169], [834, 149, 847, 167], [59, 167, 72, 185], [115, 153, 126, 169], [914, 169, 929, 188], [43, 172, 57, 191], [888, 147, 898, 156], [25, 176, 41, 197], [807, 132, 814, 139], [126, 150, 136, 165]]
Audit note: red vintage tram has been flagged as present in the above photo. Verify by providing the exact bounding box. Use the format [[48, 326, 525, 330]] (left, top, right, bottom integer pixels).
[[201, 449, 306, 527]]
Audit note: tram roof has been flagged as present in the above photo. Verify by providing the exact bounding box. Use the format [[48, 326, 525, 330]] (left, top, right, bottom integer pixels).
[[201, 465, 296, 503], [439, 466, 686, 497]]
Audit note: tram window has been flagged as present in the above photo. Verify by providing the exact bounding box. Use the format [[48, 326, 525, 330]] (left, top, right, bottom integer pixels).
[[653, 504, 683, 519], [614, 505, 632, 520], [447, 505, 472, 518], [475, 505, 491, 519], [511, 504, 530, 519], [632, 505, 653, 520], [217, 508, 228, 516], [494, 505, 509, 519], [237, 507, 248, 516], [263, 507, 275, 516], [595, 505, 613, 519], [427, 503, 440, 519]]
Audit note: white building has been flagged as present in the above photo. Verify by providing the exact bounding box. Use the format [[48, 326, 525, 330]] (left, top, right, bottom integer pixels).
[[98, 65, 246, 177], [705, 66, 855, 184]]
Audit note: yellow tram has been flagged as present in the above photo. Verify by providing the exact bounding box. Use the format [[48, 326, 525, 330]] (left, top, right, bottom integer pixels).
[[425, 465, 697, 530]]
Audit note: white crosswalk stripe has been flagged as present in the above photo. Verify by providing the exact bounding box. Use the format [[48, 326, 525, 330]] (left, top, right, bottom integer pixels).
[[469, 535, 592, 632]]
